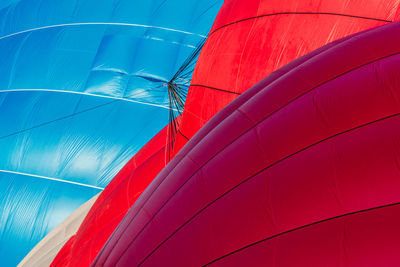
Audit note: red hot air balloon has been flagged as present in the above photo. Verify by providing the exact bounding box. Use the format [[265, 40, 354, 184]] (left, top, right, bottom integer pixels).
[[93, 21, 400, 266], [173, 0, 400, 154]]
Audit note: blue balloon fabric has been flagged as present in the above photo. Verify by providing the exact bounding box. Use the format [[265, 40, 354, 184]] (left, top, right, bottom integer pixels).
[[0, 0, 222, 266]]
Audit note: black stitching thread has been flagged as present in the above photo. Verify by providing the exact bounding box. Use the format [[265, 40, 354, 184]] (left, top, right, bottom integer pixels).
[[210, 12, 392, 36]]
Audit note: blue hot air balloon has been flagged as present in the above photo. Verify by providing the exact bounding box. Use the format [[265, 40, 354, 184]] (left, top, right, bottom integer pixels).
[[0, 0, 222, 265]]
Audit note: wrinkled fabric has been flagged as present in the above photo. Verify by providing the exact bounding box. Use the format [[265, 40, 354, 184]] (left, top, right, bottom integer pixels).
[[51, 1, 400, 266], [173, 0, 400, 154], [0, 0, 222, 266], [51, 126, 171, 267], [94, 21, 400, 266], [18, 194, 99, 267]]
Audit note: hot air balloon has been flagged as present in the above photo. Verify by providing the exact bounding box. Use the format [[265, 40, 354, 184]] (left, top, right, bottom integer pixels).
[[0, 0, 222, 266], [50, 0, 400, 266], [93, 21, 400, 266], [174, 0, 400, 153]]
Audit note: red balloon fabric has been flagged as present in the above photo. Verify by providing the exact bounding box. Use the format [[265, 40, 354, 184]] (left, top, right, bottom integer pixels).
[[173, 0, 400, 154], [93, 21, 400, 266]]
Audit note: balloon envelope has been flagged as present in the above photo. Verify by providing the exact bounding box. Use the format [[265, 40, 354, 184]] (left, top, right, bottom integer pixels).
[[94, 21, 400, 266], [173, 0, 400, 153], [0, 0, 222, 266]]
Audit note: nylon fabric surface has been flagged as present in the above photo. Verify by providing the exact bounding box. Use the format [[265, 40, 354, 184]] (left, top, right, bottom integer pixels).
[[54, 1, 400, 265], [173, 0, 400, 155], [93, 21, 400, 266], [0, 0, 222, 266], [18, 194, 100, 267], [51, 126, 171, 267]]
